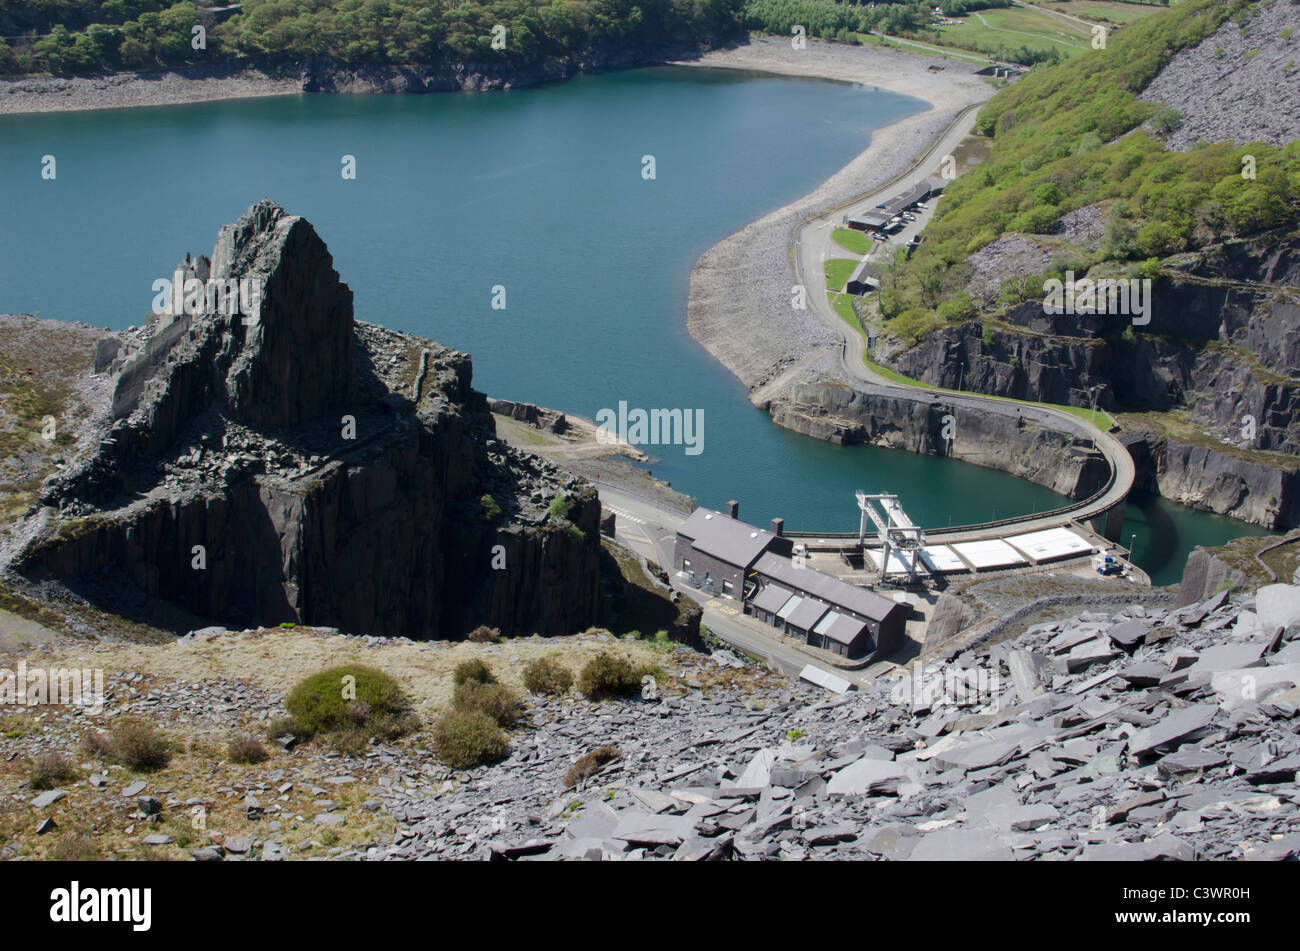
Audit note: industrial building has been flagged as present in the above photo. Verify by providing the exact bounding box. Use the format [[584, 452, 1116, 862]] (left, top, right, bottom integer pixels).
[[845, 260, 881, 295], [844, 177, 947, 236], [845, 210, 892, 232], [673, 502, 792, 600], [673, 503, 906, 661]]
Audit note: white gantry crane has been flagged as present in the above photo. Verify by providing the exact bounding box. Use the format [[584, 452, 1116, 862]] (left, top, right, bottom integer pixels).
[[857, 490, 926, 583]]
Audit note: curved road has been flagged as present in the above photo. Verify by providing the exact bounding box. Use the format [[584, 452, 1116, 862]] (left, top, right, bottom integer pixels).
[[792, 106, 1134, 539]]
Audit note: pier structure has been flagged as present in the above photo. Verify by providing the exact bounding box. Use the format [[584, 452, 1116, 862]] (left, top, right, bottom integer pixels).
[[856, 491, 925, 584]]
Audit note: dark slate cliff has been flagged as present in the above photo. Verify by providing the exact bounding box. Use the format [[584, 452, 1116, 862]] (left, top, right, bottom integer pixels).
[[881, 235, 1300, 527], [11, 200, 602, 637], [766, 380, 1110, 501]]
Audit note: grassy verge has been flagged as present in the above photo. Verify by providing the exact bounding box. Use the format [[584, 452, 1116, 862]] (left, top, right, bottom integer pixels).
[[854, 31, 991, 64], [828, 292, 859, 328], [1114, 409, 1300, 472], [861, 354, 1115, 427]]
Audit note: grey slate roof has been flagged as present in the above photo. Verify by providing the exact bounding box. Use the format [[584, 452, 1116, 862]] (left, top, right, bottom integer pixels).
[[848, 259, 880, 288], [814, 610, 870, 646], [677, 508, 781, 569], [777, 594, 805, 621], [883, 182, 930, 214], [753, 552, 901, 623], [785, 597, 831, 633], [848, 210, 891, 228], [750, 583, 793, 616]]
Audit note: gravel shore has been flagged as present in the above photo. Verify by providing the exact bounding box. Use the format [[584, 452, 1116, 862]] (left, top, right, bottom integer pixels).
[[672, 37, 994, 393], [0, 67, 301, 115]]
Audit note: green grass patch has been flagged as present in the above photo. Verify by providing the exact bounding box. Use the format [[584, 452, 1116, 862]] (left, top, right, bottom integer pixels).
[[824, 258, 858, 293], [831, 228, 874, 255], [1041, 1, 1168, 26], [928, 7, 1087, 63]]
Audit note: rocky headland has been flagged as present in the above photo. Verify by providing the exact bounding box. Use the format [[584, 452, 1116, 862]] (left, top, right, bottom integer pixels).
[[2, 200, 604, 638]]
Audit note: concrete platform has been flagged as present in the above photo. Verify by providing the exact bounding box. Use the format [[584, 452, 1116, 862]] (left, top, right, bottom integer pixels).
[[950, 538, 1027, 571], [1005, 527, 1096, 564]]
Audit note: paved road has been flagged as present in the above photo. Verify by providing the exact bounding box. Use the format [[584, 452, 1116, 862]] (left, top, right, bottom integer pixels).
[[791, 107, 1134, 538]]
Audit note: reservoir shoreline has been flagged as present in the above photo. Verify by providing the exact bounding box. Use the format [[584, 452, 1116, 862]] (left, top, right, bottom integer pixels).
[[672, 36, 995, 399]]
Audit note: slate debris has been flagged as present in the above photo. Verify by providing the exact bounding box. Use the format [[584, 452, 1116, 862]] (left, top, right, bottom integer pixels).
[[371, 585, 1300, 861]]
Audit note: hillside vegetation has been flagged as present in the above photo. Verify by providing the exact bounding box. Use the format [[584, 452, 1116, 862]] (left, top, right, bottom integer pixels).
[[0, 0, 745, 75], [877, 0, 1300, 340]]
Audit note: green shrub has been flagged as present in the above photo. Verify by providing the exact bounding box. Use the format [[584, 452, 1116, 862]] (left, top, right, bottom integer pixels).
[[889, 308, 944, 347], [937, 291, 977, 323], [480, 494, 502, 521], [30, 751, 77, 790], [1151, 105, 1182, 134], [227, 734, 268, 765], [563, 745, 621, 788], [521, 655, 574, 695], [452, 659, 496, 687], [285, 665, 414, 743], [433, 710, 508, 769], [578, 652, 643, 700], [548, 493, 572, 520], [452, 681, 522, 728]]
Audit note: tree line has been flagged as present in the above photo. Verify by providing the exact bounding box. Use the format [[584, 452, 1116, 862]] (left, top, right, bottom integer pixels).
[[0, 0, 746, 75]]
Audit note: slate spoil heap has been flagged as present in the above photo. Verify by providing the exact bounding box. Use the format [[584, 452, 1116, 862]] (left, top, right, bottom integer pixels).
[[7, 200, 602, 637], [375, 584, 1300, 861]]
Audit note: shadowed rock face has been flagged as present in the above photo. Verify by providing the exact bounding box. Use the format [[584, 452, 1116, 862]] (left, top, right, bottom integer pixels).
[[13, 200, 603, 638], [214, 200, 356, 431]]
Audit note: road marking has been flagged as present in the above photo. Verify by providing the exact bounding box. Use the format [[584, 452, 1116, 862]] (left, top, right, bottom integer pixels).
[[607, 505, 645, 525]]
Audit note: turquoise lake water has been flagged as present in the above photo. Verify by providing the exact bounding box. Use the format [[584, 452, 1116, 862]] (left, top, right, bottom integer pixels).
[[0, 66, 1273, 583]]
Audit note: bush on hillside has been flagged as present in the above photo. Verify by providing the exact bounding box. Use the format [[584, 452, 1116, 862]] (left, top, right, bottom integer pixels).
[[433, 710, 508, 769], [578, 652, 643, 700], [284, 665, 415, 743], [522, 655, 574, 695]]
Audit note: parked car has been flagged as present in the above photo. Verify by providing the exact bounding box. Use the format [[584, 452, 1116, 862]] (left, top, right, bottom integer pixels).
[[1094, 554, 1123, 576], [902, 212, 916, 222]]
